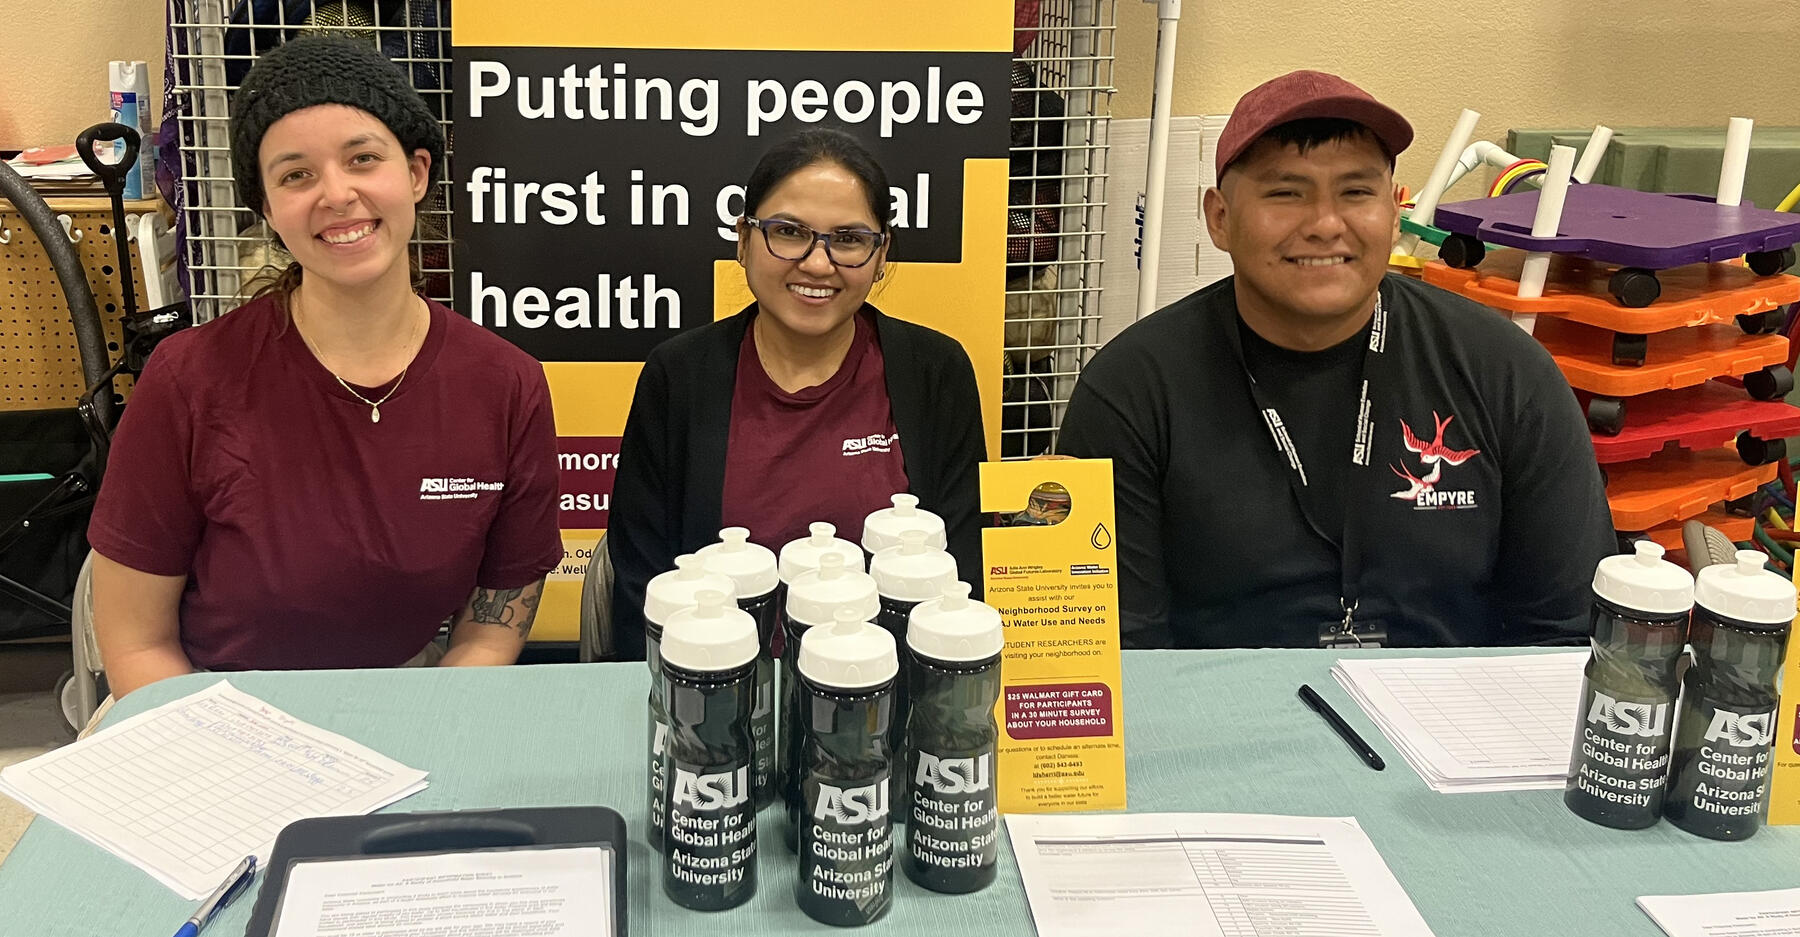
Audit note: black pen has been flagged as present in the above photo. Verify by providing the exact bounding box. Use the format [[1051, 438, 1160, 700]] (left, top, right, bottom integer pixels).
[[1298, 684, 1385, 771]]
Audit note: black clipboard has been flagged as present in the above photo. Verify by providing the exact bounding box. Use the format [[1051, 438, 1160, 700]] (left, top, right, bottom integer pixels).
[[243, 806, 627, 937]]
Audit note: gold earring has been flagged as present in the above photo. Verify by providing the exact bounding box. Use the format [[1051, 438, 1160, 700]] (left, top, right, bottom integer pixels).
[[875, 268, 886, 282]]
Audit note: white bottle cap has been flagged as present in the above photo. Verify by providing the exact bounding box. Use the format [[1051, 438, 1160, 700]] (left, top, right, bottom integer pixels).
[[661, 590, 760, 672], [696, 527, 779, 598], [861, 493, 948, 554], [1591, 541, 1695, 618], [644, 554, 737, 630], [1694, 549, 1797, 626], [870, 530, 960, 603], [779, 522, 866, 584], [908, 582, 1004, 663], [785, 553, 880, 627], [798, 608, 899, 690]]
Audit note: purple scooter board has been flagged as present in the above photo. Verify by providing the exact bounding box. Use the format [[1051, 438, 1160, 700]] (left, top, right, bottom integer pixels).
[[1433, 185, 1800, 307]]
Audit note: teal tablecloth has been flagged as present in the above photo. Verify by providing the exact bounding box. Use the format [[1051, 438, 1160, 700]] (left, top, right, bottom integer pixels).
[[2, 648, 1796, 935]]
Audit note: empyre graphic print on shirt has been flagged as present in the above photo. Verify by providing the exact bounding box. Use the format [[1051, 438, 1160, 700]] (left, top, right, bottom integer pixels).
[[1389, 410, 1481, 510]]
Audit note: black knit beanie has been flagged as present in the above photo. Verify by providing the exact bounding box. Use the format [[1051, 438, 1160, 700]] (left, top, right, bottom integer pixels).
[[230, 34, 445, 216]]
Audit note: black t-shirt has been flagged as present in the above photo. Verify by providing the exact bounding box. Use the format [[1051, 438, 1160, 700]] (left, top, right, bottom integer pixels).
[[1058, 273, 1617, 649], [1237, 317, 1368, 547]]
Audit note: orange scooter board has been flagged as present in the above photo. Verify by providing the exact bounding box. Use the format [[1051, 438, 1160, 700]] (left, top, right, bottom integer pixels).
[[1535, 317, 1789, 397], [1424, 255, 1799, 333], [1604, 445, 1776, 532]]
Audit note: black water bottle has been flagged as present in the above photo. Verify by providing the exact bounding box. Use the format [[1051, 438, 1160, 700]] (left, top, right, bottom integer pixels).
[[661, 591, 760, 910], [869, 529, 959, 821], [1665, 551, 1794, 840], [903, 582, 1004, 893], [1565, 541, 1693, 829], [795, 610, 898, 927], [697, 527, 782, 809], [643, 555, 737, 853], [780, 552, 879, 850]]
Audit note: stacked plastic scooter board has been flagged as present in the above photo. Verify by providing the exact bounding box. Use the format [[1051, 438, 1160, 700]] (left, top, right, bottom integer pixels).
[[1421, 179, 1800, 547]]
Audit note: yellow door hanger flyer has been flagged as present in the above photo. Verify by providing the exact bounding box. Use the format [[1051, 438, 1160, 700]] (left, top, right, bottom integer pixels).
[[980, 459, 1126, 813]]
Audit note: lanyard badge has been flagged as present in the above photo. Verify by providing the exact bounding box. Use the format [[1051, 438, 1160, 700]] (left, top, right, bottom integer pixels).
[[1232, 293, 1391, 648]]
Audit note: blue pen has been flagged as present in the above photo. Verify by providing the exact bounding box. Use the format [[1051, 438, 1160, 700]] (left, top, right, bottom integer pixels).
[[174, 855, 257, 937]]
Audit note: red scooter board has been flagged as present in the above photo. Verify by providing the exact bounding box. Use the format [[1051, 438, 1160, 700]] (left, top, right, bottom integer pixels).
[[1584, 382, 1800, 464]]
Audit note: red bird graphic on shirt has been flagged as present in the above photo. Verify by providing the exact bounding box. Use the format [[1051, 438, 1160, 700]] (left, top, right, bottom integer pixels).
[[1390, 460, 1442, 500], [1400, 412, 1481, 466]]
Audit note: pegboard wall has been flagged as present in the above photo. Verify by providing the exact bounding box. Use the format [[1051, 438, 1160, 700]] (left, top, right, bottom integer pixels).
[[0, 198, 156, 411]]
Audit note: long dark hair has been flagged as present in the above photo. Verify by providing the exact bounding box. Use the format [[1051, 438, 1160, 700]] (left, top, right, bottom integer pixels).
[[743, 127, 893, 234]]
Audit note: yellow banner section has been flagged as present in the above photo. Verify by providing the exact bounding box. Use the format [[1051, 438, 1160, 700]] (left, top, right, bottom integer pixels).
[[1764, 569, 1800, 824], [531, 528, 606, 644], [980, 459, 1126, 814], [455, 3, 1011, 53]]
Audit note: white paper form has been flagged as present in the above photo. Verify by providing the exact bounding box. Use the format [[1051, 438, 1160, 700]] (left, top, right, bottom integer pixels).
[[0, 680, 427, 898], [1639, 888, 1800, 937], [1332, 653, 1586, 793], [1006, 813, 1437, 937], [273, 847, 615, 937]]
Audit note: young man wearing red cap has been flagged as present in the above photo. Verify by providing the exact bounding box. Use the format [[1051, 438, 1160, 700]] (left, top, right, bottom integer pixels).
[[1058, 70, 1614, 649]]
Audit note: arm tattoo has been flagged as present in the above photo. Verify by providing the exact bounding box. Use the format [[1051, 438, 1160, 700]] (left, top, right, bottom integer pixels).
[[514, 589, 541, 640], [469, 587, 522, 627], [464, 586, 542, 639]]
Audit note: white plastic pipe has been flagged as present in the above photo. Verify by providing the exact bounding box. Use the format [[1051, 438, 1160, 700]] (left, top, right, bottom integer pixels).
[[1513, 145, 1579, 335], [1572, 125, 1614, 184], [1441, 140, 1521, 193], [1134, 0, 1182, 321], [1399, 108, 1481, 256], [1717, 116, 1754, 207]]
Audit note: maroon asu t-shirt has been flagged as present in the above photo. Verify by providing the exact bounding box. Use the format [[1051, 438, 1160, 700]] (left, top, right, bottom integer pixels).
[[720, 310, 910, 551], [88, 294, 562, 671]]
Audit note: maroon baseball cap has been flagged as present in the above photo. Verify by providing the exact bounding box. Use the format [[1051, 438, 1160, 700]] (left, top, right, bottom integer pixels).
[[1215, 70, 1413, 179]]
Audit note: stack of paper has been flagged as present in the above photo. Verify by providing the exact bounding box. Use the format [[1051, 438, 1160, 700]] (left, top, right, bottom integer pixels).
[[1638, 887, 1800, 936], [1007, 812, 1438, 937], [4, 144, 104, 196], [1332, 652, 1587, 793], [0, 680, 427, 898]]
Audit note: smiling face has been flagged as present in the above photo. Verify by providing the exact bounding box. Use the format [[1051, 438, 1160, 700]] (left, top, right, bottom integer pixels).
[[1204, 131, 1400, 349], [257, 104, 430, 295], [736, 159, 889, 341]]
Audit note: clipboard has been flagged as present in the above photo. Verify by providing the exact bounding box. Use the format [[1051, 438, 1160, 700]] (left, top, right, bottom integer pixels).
[[243, 806, 628, 937]]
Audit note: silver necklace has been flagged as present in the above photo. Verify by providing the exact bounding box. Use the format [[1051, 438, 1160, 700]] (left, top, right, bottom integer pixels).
[[334, 368, 407, 423], [297, 296, 422, 424]]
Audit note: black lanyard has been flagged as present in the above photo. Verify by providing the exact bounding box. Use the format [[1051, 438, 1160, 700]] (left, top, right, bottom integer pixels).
[[1224, 290, 1390, 647]]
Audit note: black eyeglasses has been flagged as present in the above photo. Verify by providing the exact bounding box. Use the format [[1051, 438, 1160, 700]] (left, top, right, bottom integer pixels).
[[743, 216, 886, 268]]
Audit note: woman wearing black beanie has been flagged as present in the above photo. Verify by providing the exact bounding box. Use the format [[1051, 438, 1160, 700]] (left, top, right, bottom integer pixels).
[[85, 35, 562, 706]]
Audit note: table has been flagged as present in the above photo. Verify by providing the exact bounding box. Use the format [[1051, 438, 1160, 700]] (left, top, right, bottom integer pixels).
[[2, 648, 1796, 935]]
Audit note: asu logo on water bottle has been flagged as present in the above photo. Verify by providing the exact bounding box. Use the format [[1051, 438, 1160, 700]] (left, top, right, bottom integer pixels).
[[916, 752, 992, 794], [816, 780, 890, 824], [1704, 710, 1777, 748], [672, 766, 751, 811], [1587, 691, 1671, 739]]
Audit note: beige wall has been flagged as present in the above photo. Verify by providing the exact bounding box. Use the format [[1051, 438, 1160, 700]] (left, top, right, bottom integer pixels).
[[1, 1, 166, 149], [1110, 0, 1800, 187], [3, 0, 1792, 183]]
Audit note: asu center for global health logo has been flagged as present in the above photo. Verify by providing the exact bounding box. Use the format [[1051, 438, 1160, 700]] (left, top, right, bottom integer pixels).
[[418, 477, 506, 501], [842, 432, 900, 456], [1389, 411, 1481, 510]]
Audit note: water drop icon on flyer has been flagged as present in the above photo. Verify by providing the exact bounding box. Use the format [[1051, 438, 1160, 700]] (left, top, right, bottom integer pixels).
[[1090, 523, 1111, 550]]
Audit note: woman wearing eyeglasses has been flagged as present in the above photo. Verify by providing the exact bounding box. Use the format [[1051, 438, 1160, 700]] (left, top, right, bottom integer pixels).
[[607, 128, 984, 659]]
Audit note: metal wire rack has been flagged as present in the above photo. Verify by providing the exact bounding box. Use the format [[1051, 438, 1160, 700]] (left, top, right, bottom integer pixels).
[[1005, 0, 1113, 457]]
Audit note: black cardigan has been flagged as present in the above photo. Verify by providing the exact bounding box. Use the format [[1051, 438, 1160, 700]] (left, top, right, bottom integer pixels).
[[608, 304, 987, 659]]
